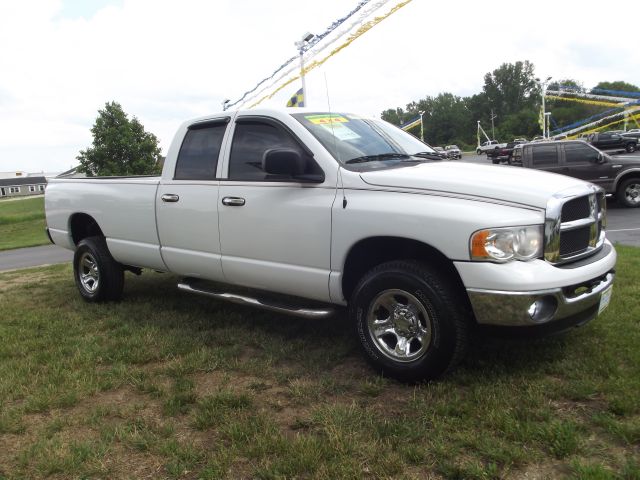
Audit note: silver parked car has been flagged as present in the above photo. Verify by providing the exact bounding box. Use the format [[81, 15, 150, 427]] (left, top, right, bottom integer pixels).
[[445, 145, 462, 159]]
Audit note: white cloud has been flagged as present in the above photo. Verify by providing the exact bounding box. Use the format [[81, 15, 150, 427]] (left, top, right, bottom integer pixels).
[[0, 0, 638, 172]]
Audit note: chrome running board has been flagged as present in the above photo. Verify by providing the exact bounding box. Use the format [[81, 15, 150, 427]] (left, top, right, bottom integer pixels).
[[177, 280, 335, 319]]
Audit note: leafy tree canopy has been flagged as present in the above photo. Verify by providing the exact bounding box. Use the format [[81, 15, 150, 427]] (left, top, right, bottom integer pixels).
[[381, 62, 637, 149], [77, 102, 162, 177], [592, 81, 640, 94]]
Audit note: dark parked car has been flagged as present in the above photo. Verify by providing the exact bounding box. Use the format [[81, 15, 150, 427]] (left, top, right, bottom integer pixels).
[[510, 140, 640, 207], [588, 132, 637, 153], [622, 130, 640, 142], [487, 141, 526, 164]]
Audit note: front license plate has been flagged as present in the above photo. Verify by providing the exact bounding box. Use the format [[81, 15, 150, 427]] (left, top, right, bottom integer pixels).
[[598, 285, 613, 315]]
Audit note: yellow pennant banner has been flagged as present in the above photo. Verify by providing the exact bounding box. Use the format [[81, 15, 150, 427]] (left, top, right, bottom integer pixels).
[[545, 95, 622, 108], [568, 112, 640, 138]]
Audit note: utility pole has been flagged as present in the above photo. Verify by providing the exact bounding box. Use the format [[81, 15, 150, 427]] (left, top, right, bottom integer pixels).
[[544, 112, 551, 140], [490, 109, 497, 140], [535, 76, 552, 139], [294, 32, 315, 106], [418, 111, 425, 141]]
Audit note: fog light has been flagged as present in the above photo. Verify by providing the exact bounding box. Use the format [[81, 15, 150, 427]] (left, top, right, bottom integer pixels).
[[527, 296, 558, 323]]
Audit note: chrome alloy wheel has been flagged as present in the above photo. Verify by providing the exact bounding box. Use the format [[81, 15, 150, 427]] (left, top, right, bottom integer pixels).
[[624, 182, 640, 205], [78, 252, 100, 293], [367, 289, 432, 362]]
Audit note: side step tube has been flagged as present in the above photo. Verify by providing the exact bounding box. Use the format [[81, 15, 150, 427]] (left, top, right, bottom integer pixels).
[[177, 281, 335, 319]]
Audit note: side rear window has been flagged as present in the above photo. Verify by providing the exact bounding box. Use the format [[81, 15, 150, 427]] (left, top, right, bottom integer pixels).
[[531, 145, 559, 166], [174, 122, 227, 180], [564, 143, 599, 164]]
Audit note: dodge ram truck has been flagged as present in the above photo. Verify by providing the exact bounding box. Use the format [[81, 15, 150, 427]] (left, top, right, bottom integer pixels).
[[45, 109, 617, 381]]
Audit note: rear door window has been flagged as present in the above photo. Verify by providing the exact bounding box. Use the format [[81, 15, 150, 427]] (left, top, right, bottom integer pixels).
[[174, 121, 228, 180], [531, 145, 559, 166]]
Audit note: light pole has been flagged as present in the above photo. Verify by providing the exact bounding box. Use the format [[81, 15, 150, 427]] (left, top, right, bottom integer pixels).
[[490, 109, 497, 140], [535, 76, 552, 139], [294, 32, 315, 106], [418, 111, 425, 141]]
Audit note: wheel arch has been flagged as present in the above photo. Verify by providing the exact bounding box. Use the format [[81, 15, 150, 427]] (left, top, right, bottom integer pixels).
[[613, 169, 640, 191], [341, 236, 467, 303], [69, 213, 105, 246]]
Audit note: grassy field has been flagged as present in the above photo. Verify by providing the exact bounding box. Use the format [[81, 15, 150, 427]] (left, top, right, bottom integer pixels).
[[0, 197, 48, 251], [0, 247, 638, 479]]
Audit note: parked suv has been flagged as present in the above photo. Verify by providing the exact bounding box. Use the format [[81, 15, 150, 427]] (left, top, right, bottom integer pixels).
[[588, 132, 637, 153], [510, 140, 640, 207]]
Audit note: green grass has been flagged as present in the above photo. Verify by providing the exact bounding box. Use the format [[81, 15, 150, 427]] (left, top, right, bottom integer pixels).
[[0, 197, 48, 251], [0, 246, 638, 479]]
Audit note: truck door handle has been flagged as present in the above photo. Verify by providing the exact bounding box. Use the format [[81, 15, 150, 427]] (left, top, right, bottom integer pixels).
[[222, 196, 245, 206], [161, 194, 180, 202]]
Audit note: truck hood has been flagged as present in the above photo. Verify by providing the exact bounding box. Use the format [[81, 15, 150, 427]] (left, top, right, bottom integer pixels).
[[609, 155, 640, 166], [359, 162, 587, 209]]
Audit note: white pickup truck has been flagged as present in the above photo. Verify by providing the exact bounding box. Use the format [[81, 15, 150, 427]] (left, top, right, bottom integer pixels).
[[476, 140, 507, 155], [45, 108, 616, 381]]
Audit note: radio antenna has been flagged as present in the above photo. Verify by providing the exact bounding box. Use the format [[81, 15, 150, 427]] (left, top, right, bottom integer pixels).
[[324, 73, 347, 208]]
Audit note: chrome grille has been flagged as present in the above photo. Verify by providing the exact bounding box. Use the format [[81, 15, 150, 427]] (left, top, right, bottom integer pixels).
[[544, 186, 606, 265], [561, 196, 590, 222], [559, 227, 590, 256]]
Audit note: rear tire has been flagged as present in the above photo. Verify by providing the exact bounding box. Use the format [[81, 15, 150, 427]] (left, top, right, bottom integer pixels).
[[350, 260, 470, 382], [73, 236, 124, 302], [626, 143, 636, 153], [617, 178, 640, 208], [476, 149, 482, 155]]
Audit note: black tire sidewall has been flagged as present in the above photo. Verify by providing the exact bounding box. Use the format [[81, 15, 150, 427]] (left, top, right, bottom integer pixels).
[[73, 237, 123, 302], [617, 178, 640, 208], [351, 265, 461, 381]]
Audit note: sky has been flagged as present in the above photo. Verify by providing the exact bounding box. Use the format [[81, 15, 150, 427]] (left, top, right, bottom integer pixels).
[[1, 0, 638, 173]]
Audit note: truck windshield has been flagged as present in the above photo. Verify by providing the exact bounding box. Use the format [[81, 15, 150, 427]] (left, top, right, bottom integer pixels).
[[292, 112, 437, 169]]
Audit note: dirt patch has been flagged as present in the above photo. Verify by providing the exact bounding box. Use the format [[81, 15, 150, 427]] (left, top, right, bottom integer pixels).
[[507, 460, 571, 479], [0, 270, 51, 292]]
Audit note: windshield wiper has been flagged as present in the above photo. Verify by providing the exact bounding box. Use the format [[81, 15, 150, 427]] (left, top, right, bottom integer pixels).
[[345, 153, 410, 164], [411, 151, 445, 160]]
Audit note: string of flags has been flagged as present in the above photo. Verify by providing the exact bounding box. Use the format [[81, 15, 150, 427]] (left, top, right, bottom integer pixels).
[[400, 116, 421, 131]]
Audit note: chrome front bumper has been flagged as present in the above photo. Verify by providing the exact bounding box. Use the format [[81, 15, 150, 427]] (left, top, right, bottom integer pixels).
[[467, 271, 614, 327]]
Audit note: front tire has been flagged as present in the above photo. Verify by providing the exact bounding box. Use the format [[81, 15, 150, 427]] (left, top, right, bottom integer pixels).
[[73, 236, 124, 302], [350, 260, 470, 382], [476, 149, 482, 155], [617, 178, 640, 208]]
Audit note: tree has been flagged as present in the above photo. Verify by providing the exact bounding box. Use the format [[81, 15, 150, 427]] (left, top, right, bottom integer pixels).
[[77, 102, 162, 176], [592, 81, 640, 94], [481, 60, 538, 118]]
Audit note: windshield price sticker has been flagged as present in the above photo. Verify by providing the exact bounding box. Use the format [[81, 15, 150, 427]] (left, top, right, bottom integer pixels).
[[320, 123, 360, 140], [305, 114, 349, 125], [598, 285, 613, 315]]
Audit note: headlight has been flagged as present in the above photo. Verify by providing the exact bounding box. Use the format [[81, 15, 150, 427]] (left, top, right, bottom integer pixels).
[[470, 225, 543, 262]]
